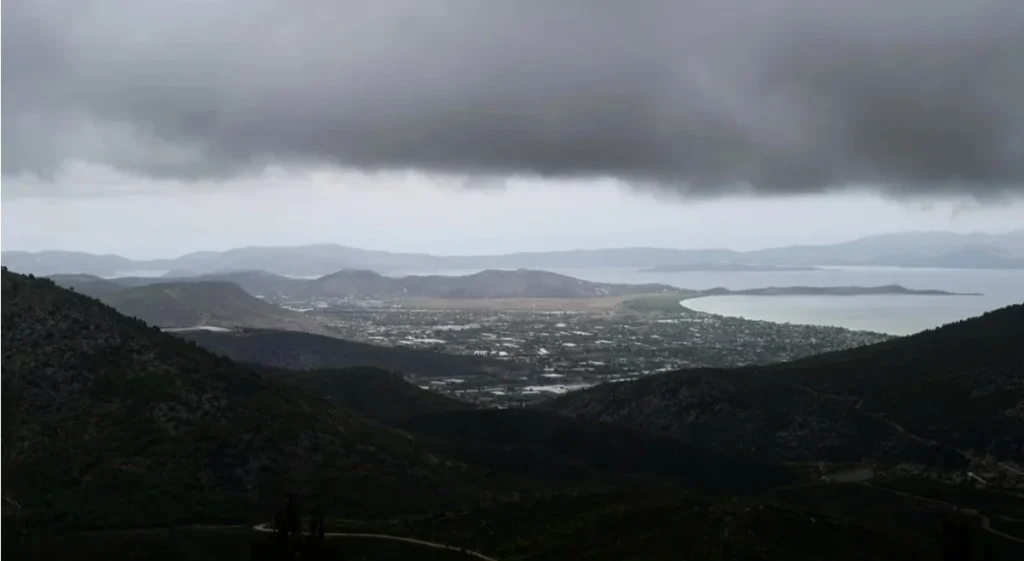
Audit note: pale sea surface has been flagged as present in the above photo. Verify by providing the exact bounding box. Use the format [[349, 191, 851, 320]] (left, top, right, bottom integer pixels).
[[417, 266, 1024, 336]]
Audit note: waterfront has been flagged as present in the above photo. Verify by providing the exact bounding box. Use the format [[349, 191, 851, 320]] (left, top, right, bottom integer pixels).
[[407, 266, 1024, 335]]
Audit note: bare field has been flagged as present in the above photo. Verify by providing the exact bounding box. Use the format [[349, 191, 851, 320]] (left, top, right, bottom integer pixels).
[[396, 293, 683, 312]]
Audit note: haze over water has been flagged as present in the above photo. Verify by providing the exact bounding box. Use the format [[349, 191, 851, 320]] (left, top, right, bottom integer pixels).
[[420, 267, 1024, 336]]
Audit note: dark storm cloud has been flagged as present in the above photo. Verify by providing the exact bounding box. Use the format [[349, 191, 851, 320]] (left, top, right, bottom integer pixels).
[[3, 0, 1023, 196]]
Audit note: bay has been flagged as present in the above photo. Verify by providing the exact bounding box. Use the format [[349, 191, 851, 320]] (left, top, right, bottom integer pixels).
[[411, 266, 1024, 336]]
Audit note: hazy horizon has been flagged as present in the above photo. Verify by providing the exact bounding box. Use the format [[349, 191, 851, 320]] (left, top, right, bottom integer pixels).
[[4, 180, 1024, 260]]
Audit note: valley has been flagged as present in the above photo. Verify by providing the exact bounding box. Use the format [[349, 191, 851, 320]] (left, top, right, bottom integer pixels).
[[6, 4, 1023, 557], [303, 299, 889, 407], [4, 268, 1022, 560]]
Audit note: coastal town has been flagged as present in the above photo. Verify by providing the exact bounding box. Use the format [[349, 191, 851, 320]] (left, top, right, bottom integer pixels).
[[297, 297, 891, 407]]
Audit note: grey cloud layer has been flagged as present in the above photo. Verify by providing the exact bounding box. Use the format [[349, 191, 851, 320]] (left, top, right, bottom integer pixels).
[[4, 0, 1023, 196]]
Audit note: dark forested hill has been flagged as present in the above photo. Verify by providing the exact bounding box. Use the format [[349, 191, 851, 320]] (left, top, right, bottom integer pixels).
[[178, 328, 529, 378], [269, 367, 475, 419], [396, 409, 801, 495], [767, 304, 1024, 459], [546, 305, 1024, 472], [0, 270, 455, 529], [3, 268, 1010, 559]]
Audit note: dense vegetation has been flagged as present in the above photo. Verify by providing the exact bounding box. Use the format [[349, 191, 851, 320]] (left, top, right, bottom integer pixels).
[[766, 304, 1024, 459], [5, 270, 1021, 559], [546, 305, 1024, 470], [179, 328, 526, 378], [543, 366, 959, 468], [271, 367, 475, 419], [1, 270, 459, 529], [344, 489, 940, 561], [397, 409, 801, 494]]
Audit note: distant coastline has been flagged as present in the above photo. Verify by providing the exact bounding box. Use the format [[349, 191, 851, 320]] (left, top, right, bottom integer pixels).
[[689, 284, 981, 298], [639, 263, 823, 273], [676, 284, 987, 335]]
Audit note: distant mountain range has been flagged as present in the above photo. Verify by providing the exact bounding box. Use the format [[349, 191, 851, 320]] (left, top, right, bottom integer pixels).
[[5, 229, 1023, 276], [51, 268, 971, 308], [52, 268, 684, 301]]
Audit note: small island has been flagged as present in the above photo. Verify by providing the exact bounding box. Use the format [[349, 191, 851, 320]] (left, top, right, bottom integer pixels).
[[639, 263, 823, 273], [694, 284, 981, 297]]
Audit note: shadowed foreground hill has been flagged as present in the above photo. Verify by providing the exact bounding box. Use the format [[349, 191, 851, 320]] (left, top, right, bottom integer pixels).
[[767, 304, 1024, 459], [264, 368, 804, 493], [385, 489, 937, 561], [0, 270, 995, 559], [546, 305, 1024, 470], [178, 328, 529, 378], [103, 281, 335, 335], [270, 367, 475, 420], [397, 409, 801, 495], [0, 270, 456, 529]]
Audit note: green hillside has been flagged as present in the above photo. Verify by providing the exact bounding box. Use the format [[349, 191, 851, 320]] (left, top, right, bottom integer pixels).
[[766, 304, 1024, 459], [1, 270, 457, 530], [4, 268, 1014, 559], [546, 305, 1024, 471], [397, 409, 801, 495], [272, 367, 475, 419], [178, 328, 527, 378]]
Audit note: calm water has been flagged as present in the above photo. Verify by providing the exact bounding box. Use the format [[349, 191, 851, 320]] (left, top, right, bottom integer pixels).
[[417, 266, 1024, 335]]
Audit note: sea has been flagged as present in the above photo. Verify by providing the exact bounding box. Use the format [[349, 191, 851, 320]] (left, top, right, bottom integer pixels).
[[411, 266, 1024, 336]]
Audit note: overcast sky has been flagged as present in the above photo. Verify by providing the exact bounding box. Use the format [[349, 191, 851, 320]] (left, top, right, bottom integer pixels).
[[4, 169, 1022, 258], [3, 0, 1023, 257]]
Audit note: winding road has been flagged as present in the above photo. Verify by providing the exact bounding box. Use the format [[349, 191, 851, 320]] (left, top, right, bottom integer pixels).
[[251, 523, 498, 560], [758, 374, 1024, 544], [863, 484, 1024, 545]]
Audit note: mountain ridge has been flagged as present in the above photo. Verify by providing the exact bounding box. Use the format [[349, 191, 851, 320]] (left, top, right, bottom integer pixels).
[[59, 268, 687, 300], [6, 229, 1023, 276]]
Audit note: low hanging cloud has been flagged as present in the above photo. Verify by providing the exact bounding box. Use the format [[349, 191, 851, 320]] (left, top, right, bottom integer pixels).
[[3, 0, 1023, 198]]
